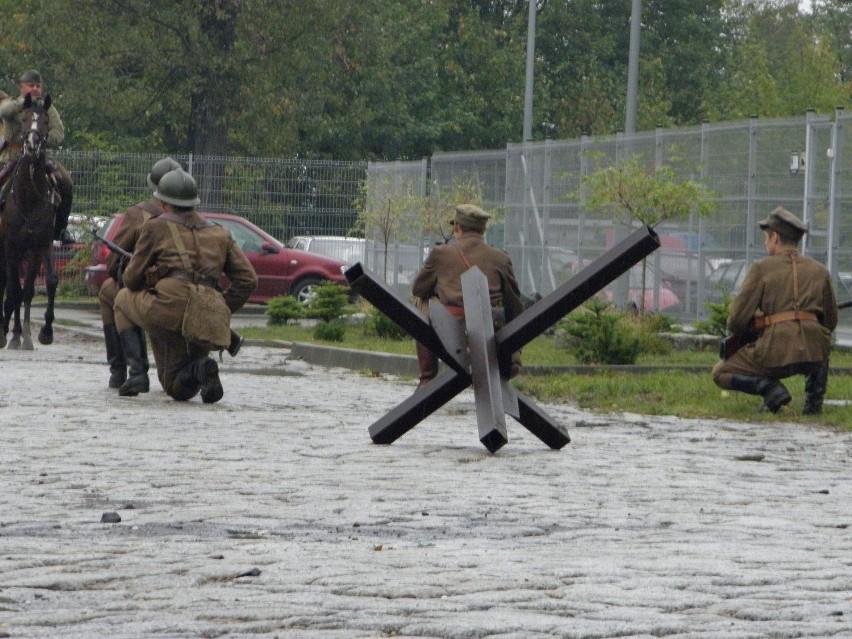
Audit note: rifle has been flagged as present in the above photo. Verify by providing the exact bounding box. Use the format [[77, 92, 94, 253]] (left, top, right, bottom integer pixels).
[[91, 227, 132, 260], [720, 300, 852, 360]]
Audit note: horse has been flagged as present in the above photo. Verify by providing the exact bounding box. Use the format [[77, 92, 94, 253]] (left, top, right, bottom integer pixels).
[[0, 94, 60, 350]]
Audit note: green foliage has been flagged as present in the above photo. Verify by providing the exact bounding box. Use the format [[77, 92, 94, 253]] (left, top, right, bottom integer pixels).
[[305, 281, 352, 323], [694, 293, 733, 337], [557, 298, 641, 365], [621, 313, 674, 356], [365, 307, 407, 340], [582, 155, 718, 228], [265, 295, 304, 326], [313, 321, 346, 342]]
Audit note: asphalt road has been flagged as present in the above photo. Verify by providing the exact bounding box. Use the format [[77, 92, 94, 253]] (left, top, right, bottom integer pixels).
[[0, 315, 850, 639]]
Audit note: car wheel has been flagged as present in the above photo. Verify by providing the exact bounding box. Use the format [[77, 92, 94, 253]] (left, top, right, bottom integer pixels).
[[292, 276, 323, 304]]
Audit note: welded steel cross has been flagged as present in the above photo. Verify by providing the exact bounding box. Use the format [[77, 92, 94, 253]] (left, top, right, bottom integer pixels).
[[345, 225, 660, 453]]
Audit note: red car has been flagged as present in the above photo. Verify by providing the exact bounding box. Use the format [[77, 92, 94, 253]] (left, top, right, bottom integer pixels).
[[85, 212, 349, 304]]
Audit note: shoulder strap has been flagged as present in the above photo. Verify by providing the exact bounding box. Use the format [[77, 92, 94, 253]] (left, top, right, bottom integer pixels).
[[166, 221, 195, 276], [455, 244, 473, 269]]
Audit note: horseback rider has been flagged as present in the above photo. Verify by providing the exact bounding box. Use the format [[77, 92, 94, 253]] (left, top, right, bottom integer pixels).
[[0, 69, 74, 245]]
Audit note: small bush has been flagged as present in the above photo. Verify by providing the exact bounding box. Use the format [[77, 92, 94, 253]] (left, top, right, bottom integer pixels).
[[305, 281, 352, 323], [694, 292, 732, 337], [558, 297, 640, 365], [266, 295, 304, 325], [314, 321, 346, 342], [365, 307, 407, 340]]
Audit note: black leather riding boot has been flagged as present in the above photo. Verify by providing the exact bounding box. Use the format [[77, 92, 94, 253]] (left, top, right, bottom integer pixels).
[[415, 342, 438, 387], [177, 357, 223, 403], [103, 324, 126, 389], [228, 329, 244, 357], [118, 327, 150, 397], [730, 375, 792, 413], [803, 362, 829, 415]]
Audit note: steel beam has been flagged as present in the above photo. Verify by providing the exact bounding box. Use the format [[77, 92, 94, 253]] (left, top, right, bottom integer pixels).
[[496, 225, 659, 362]]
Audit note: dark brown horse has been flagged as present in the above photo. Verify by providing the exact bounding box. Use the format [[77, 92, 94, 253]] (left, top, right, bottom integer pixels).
[[0, 94, 59, 349]]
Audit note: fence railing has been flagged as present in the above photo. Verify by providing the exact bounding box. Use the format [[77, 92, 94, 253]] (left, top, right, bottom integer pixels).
[[43, 113, 851, 333]]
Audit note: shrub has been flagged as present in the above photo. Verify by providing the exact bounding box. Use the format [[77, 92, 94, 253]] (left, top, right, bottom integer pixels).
[[694, 293, 732, 337], [266, 295, 304, 325], [305, 281, 352, 323], [365, 306, 407, 340], [558, 297, 640, 365], [314, 321, 346, 342]]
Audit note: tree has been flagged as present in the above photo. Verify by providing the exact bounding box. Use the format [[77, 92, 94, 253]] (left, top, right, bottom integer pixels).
[[582, 154, 718, 310]]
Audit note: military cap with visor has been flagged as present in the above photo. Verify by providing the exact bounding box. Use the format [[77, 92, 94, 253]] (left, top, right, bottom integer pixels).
[[758, 206, 808, 242], [19, 69, 42, 84], [449, 203, 491, 232]]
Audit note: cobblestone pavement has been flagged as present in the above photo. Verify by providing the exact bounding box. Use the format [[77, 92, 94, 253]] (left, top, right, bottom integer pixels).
[[1, 328, 851, 639]]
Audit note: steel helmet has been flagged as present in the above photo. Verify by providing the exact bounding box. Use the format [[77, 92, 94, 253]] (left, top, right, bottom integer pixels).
[[153, 169, 201, 207], [147, 157, 182, 189]]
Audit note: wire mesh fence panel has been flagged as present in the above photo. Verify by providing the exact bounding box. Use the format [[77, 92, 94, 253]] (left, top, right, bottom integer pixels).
[[37, 114, 852, 333]]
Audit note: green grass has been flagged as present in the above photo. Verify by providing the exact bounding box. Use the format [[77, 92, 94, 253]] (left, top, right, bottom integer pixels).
[[242, 320, 852, 430]]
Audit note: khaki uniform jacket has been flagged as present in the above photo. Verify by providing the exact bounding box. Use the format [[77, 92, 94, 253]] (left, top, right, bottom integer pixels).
[[0, 95, 64, 162], [106, 200, 166, 279], [121, 210, 258, 334], [412, 232, 523, 322], [728, 247, 837, 368]]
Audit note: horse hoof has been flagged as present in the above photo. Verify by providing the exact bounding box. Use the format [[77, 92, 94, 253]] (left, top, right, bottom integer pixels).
[[22, 340, 34, 351], [39, 331, 54, 345], [8, 339, 21, 349]]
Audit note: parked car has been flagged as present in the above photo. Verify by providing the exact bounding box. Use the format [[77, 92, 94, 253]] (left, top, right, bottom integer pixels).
[[705, 259, 748, 303], [86, 213, 349, 304], [285, 235, 366, 266]]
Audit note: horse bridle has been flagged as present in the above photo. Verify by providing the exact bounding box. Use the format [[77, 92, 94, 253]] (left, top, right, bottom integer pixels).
[[22, 110, 46, 158]]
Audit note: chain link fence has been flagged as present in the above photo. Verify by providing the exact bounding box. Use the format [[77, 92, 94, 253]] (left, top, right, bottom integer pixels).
[[44, 113, 852, 335], [369, 112, 851, 331]]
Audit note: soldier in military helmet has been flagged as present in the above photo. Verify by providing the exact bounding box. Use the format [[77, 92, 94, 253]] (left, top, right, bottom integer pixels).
[[114, 169, 257, 403], [411, 203, 524, 386], [97, 157, 181, 391], [712, 207, 838, 414], [0, 69, 75, 243]]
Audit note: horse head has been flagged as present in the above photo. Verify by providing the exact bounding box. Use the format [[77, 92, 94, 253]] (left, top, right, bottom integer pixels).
[[20, 93, 51, 159]]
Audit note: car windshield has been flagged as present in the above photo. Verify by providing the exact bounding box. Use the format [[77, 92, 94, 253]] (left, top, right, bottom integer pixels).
[[210, 218, 265, 253]]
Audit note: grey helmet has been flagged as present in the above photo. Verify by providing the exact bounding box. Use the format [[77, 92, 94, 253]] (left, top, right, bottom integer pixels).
[[147, 157, 182, 189], [153, 168, 201, 207]]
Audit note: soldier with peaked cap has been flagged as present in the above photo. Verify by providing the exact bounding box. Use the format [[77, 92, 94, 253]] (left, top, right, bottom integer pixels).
[[411, 203, 523, 386], [712, 206, 838, 414], [0, 69, 74, 244], [114, 169, 257, 403]]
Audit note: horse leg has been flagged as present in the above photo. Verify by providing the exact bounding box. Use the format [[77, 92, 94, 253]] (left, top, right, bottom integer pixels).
[[6, 263, 23, 349], [39, 249, 56, 345], [20, 257, 44, 350]]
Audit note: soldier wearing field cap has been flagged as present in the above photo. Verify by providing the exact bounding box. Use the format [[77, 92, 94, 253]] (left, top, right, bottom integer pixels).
[[0, 69, 74, 243], [411, 203, 523, 386], [712, 206, 838, 414]]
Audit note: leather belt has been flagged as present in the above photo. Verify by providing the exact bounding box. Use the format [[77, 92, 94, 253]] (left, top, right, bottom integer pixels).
[[164, 269, 219, 288], [754, 310, 818, 329]]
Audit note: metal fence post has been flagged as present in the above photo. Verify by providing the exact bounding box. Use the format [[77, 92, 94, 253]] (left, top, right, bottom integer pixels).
[[827, 107, 844, 276]]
